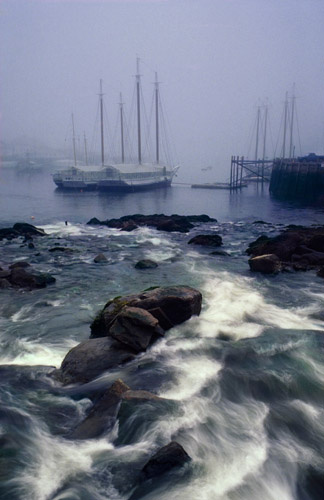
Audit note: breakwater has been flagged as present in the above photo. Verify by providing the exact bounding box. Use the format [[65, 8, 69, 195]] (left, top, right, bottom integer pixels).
[[269, 156, 324, 200]]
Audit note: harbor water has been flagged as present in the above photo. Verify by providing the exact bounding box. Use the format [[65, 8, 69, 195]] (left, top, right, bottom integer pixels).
[[0, 166, 323, 500]]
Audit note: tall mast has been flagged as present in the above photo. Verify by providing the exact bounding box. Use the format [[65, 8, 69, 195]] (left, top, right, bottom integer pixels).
[[99, 79, 104, 167], [155, 72, 160, 164], [72, 113, 77, 167], [119, 92, 125, 164], [289, 86, 295, 158], [262, 102, 268, 161], [136, 57, 142, 164], [83, 131, 88, 166], [254, 105, 260, 162], [282, 91, 288, 158]]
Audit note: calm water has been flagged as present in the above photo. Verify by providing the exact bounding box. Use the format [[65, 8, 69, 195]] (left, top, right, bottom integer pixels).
[[0, 166, 323, 500]]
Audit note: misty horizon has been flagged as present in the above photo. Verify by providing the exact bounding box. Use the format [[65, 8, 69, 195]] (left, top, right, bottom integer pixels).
[[1, 0, 324, 182]]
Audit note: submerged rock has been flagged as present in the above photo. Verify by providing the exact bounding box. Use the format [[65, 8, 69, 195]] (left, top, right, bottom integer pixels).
[[94, 253, 108, 263], [135, 259, 158, 269], [91, 285, 202, 337], [188, 234, 222, 247], [87, 213, 216, 233], [70, 379, 163, 440], [70, 379, 130, 439], [141, 441, 191, 480], [6, 267, 56, 289]]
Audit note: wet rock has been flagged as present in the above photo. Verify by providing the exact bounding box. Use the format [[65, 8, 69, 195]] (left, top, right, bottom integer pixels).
[[91, 285, 202, 337], [70, 379, 130, 439], [188, 234, 222, 247], [8, 268, 55, 289], [49, 247, 74, 253], [141, 441, 191, 480], [28, 242, 35, 249], [94, 253, 108, 263], [9, 261, 31, 269], [55, 337, 136, 385], [0, 222, 46, 241], [135, 259, 158, 269], [70, 380, 164, 440], [210, 250, 229, 256], [0, 279, 11, 288], [87, 214, 216, 233], [317, 266, 324, 278], [109, 306, 164, 353], [248, 254, 282, 274], [0, 270, 11, 279]]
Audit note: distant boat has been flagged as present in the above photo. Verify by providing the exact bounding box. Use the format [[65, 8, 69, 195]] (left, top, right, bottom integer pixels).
[[52, 60, 179, 191]]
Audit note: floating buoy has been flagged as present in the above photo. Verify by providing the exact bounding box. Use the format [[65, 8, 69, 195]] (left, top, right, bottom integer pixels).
[[30, 216, 35, 219]]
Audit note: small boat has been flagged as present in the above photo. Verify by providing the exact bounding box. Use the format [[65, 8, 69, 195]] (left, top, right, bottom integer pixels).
[[53, 60, 179, 191]]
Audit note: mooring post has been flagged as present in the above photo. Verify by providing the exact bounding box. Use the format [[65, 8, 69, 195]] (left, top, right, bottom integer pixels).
[[240, 156, 244, 187], [230, 156, 233, 190]]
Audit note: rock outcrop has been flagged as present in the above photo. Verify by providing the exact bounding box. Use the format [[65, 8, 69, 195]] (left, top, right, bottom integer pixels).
[[0, 222, 46, 241], [54, 286, 202, 384], [87, 214, 216, 233], [247, 226, 324, 275], [91, 285, 202, 337]]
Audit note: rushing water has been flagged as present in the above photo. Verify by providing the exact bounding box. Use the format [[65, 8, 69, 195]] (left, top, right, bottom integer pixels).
[[0, 166, 324, 500]]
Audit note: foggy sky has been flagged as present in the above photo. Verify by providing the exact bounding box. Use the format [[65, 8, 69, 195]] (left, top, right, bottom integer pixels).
[[1, 0, 324, 181]]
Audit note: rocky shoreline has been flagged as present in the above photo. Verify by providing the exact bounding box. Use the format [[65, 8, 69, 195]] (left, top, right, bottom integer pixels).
[[1, 215, 324, 495]]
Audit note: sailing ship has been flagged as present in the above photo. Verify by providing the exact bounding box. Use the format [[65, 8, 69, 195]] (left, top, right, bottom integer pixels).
[[52, 60, 179, 191]]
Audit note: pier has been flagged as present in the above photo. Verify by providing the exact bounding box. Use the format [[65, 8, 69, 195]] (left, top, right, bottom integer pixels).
[[269, 155, 324, 200]]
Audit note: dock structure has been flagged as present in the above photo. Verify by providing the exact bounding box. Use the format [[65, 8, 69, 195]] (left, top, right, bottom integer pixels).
[[230, 156, 273, 188], [269, 154, 324, 200]]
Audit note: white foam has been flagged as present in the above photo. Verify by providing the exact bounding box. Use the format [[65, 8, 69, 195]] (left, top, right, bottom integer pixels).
[[0, 338, 77, 367], [19, 426, 114, 500]]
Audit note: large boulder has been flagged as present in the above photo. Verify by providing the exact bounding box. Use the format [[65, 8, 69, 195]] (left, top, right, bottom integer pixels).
[[91, 285, 202, 337], [109, 306, 164, 353], [53, 337, 136, 385], [248, 254, 282, 274], [141, 442, 191, 480]]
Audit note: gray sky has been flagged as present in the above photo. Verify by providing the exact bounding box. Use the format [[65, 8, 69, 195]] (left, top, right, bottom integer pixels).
[[1, 0, 324, 181]]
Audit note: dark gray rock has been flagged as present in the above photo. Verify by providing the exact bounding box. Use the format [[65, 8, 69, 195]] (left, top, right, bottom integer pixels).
[[87, 214, 216, 233], [94, 253, 108, 263], [91, 285, 202, 337], [141, 441, 191, 480], [135, 260, 158, 269], [109, 306, 164, 353], [0, 279, 11, 289], [248, 254, 282, 274], [69, 380, 163, 440], [9, 261, 31, 269], [188, 234, 222, 247], [55, 337, 136, 385], [49, 247, 74, 253], [70, 379, 130, 439]]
